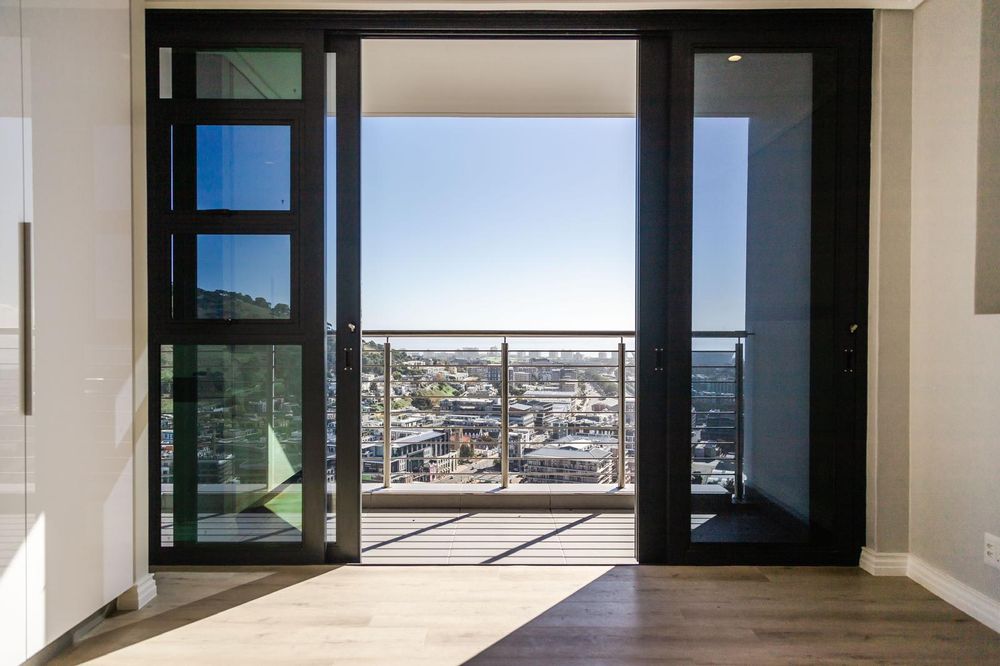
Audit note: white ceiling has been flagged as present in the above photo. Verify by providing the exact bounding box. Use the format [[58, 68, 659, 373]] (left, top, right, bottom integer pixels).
[[147, 1, 926, 10], [360, 40, 637, 116]]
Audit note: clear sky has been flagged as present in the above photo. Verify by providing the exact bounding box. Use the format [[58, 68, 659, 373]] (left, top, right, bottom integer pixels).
[[352, 116, 637, 331], [197, 234, 291, 306], [197, 124, 290, 211], [692, 116, 748, 333], [326, 115, 748, 335], [197, 116, 749, 335]]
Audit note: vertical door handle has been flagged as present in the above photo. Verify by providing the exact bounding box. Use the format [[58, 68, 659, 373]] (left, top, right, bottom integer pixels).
[[654, 347, 664, 371], [344, 347, 353, 372], [843, 347, 855, 373], [20, 222, 32, 415]]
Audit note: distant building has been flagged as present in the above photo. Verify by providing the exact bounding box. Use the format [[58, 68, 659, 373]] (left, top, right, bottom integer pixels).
[[521, 437, 615, 484], [363, 430, 451, 481]]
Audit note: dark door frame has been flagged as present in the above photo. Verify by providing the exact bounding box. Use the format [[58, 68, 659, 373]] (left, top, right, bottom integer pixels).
[[146, 9, 871, 566]]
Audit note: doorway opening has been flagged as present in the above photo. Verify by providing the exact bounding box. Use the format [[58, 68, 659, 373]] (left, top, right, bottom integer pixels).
[[336, 39, 638, 564]]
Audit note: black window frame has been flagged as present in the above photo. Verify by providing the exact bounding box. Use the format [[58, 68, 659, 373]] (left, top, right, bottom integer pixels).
[[146, 9, 870, 566]]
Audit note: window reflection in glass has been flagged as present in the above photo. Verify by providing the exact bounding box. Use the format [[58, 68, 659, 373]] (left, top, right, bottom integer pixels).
[[160, 344, 303, 545], [190, 234, 291, 320], [196, 124, 291, 211]]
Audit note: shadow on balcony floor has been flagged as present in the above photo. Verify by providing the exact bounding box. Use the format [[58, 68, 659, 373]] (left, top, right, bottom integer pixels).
[[362, 509, 637, 565], [691, 503, 810, 543]]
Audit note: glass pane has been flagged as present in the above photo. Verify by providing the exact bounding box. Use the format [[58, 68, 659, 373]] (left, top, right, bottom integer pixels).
[[159, 47, 302, 100], [325, 52, 337, 541], [196, 124, 291, 211], [172, 234, 291, 320], [160, 344, 303, 545], [690, 52, 813, 544]]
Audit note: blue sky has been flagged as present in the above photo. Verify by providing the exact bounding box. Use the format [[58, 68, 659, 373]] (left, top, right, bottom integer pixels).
[[197, 124, 290, 211], [197, 115, 749, 333], [197, 234, 291, 306], [329, 115, 748, 334]]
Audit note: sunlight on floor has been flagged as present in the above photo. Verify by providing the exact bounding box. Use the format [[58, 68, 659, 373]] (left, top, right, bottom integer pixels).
[[68, 566, 613, 665]]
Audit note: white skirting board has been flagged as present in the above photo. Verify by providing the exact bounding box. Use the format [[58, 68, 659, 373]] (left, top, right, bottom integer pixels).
[[860, 548, 1000, 634], [859, 547, 910, 576], [116, 573, 157, 611]]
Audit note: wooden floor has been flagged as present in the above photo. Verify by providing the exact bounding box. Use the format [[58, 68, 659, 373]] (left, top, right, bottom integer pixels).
[[51, 565, 999, 664]]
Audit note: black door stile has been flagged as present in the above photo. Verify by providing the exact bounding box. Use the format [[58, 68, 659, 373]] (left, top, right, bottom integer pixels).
[[329, 37, 363, 563], [635, 36, 675, 564], [300, 30, 330, 563]]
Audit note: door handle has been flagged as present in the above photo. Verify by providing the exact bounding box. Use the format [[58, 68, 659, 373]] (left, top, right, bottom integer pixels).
[[20, 222, 32, 416], [654, 347, 664, 371], [843, 347, 855, 374], [344, 347, 353, 372]]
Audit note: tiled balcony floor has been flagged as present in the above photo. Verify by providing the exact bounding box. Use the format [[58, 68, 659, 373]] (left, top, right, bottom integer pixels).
[[362, 510, 636, 565], [160, 510, 638, 565]]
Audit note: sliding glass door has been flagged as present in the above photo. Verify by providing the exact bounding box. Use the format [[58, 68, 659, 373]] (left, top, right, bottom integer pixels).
[[147, 11, 870, 565], [656, 31, 869, 564], [147, 28, 353, 563]]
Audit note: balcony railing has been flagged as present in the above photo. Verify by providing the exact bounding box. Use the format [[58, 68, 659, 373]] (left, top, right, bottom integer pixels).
[[359, 330, 636, 489], [347, 329, 746, 495], [691, 332, 747, 502]]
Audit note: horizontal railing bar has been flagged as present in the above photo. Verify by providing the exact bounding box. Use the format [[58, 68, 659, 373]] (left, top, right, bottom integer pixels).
[[362, 351, 501, 356], [692, 331, 749, 338], [369, 470, 616, 474], [361, 454, 636, 461], [362, 378, 630, 384], [362, 329, 747, 338], [366, 350, 634, 356], [363, 330, 635, 338]]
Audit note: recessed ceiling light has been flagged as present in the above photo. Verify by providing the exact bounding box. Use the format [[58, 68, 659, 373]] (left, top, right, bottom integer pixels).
[[727, 54, 743, 62]]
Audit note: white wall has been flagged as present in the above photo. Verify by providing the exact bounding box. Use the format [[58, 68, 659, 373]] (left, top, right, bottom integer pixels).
[[362, 40, 637, 117], [909, 0, 1000, 605]]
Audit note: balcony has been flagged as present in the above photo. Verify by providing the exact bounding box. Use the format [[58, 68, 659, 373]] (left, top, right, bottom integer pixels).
[[158, 330, 748, 544], [327, 329, 747, 512]]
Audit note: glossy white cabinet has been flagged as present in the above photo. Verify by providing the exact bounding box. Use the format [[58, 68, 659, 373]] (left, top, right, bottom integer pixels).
[[0, 0, 26, 663], [21, 0, 134, 657], [0, 1, 134, 662]]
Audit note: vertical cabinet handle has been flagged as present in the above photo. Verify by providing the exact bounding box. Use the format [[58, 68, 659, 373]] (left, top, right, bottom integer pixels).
[[654, 347, 664, 371], [20, 222, 32, 416], [344, 347, 353, 372]]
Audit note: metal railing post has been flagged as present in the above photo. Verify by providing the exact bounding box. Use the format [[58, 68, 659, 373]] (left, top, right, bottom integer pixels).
[[734, 338, 745, 501], [617, 340, 626, 489], [383, 339, 392, 489], [500, 340, 509, 488]]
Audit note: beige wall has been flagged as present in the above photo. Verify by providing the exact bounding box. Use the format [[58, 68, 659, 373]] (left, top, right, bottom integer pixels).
[[909, 0, 1000, 603], [867, 9, 912, 555], [974, 0, 1000, 313]]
